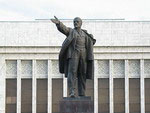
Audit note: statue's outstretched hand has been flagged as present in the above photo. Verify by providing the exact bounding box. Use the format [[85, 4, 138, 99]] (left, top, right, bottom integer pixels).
[[51, 16, 60, 24]]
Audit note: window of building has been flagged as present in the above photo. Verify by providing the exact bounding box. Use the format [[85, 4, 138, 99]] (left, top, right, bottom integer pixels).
[[52, 79, 63, 113], [98, 78, 109, 113], [114, 78, 125, 113], [129, 78, 140, 113], [21, 79, 32, 113], [6, 79, 17, 113], [37, 79, 48, 113], [145, 78, 150, 113]]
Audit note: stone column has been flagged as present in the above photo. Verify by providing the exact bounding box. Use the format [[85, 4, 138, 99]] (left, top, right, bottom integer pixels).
[[140, 60, 145, 113], [0, 58, 6, 113], [94, 60, 98, 113], [48, 60, 52, 113], [32, 60, 37, 113], [17, 60, 21, 113], [109, 60, 114, 113], [125, 60, 129, 113], [63, 74, 68, 97]]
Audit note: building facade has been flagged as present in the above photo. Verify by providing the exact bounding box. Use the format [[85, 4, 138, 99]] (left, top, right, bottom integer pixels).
[[0, 20, 150, 113]]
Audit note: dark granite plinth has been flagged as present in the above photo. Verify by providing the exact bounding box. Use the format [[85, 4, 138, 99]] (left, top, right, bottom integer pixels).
[[60, 97, 94, 113]]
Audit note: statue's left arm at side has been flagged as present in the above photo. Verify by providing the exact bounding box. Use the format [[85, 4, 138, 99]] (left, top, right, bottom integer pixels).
[[51, 16, 70, 36]]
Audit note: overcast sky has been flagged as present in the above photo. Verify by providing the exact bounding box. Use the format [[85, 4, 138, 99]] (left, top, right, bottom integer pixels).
[[0, 0, 150, 21]]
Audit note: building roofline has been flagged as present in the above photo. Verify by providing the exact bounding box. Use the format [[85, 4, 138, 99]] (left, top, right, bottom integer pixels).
[[36, 18, 150, 22], [0, 18, 150, 22]]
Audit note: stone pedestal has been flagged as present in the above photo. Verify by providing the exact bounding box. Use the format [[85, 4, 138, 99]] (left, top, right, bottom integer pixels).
[[59, 97, 94, 113]]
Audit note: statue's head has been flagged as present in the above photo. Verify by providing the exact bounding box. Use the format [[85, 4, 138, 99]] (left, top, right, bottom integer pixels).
[[73, 17, 82, 29]]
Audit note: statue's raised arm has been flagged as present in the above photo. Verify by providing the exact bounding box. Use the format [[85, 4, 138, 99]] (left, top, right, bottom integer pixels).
[[51, 16, 70, 36]]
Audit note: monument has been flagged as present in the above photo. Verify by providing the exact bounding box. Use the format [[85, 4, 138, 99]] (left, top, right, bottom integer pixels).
[[51, 16, 96, 112]]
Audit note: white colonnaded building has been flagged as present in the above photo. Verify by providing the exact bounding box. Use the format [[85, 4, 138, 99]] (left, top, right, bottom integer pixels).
[[0, 20, 150, 113]]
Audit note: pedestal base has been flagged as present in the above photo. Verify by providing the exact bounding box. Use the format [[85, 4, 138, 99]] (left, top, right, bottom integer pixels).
[[59, 97, 94, 113]]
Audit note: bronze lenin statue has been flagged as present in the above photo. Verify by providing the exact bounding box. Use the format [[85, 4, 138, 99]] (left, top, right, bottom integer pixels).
[[51, 16, 96, 97]]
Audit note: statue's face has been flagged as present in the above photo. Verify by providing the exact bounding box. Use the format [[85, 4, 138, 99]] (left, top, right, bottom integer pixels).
[[73, 17, 82, 29]]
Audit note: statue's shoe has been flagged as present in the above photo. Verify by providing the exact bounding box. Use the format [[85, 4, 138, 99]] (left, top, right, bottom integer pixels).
[[69, 93, 75, 98]]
